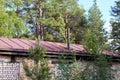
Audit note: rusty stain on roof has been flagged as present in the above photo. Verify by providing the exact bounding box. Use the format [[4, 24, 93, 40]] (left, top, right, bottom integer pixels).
[[0, 37, 119, 57]]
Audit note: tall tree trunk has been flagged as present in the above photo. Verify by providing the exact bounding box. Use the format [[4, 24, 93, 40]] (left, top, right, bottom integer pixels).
[[35, 22, 40, 38], [65, 14, 70, 49], [39, 8, 44, 40], [35, 0, 44, 40]]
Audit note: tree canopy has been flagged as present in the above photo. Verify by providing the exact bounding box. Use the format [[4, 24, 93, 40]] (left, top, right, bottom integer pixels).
[[0, 0, 102, 44], [0, 0, 28, 38], [0, 0, 111, 46], [110, 0, 120, 54], [88, 0, 105, 44]]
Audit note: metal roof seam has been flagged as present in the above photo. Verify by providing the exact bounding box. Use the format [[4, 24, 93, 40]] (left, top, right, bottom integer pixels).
[[19, 39, 33, 46], [28, 40, 36, 46], [9, 39, 25, 49], [0, 38, 13, 48]]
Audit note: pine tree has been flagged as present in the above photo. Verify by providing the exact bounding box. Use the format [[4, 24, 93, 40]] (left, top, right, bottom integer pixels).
[[85, 0, 107, 54], [23, 40, 51, 80], [110, 0, 120, 54], [39, 0, 87, 43], [88, 0, 105, 45], [68, 1, 87, 44], [82, 29, 114, 80], [0, 0, 28, 38], [39, 0, 66, 42], [81, 0, 114, 79], [7, 0, 47, 39], [4, 0, 87, 43]]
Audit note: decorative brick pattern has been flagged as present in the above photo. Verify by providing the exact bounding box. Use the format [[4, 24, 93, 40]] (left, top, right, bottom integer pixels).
[[0, 62, 20, 80]]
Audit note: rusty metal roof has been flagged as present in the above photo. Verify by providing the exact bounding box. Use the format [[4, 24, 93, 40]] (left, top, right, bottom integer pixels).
[[0, 37, 119, 58], [0, 37, 83, 53]]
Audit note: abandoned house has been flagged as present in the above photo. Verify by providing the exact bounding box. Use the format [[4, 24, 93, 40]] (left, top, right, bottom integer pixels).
[[0, 37, 120, 80]]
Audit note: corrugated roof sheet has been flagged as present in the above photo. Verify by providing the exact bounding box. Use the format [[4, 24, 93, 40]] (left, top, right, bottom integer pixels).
[[0, 38, 83, 53], [0, 37, 119, 57]]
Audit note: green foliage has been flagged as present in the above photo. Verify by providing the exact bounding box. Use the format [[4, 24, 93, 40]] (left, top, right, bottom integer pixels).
[[93, 54, 113, 80], [110, 0, 120, 54], [88, 0, 105, 44], [24, 60, 50, 80], [23, 40, 51, 80], [69, 5, 87, 44], [82, 29, 101, 54], [11, 0, 87, 42], [54, 54, 77, 80], [79, 54, 114, 80], [82, 0, 108, 55], [88, 0, 104, 27], [82, 29, 114, 80], [29, 41, 46, 63], [0, 0, 28, 38], [54, 53, 114, 80], [81, 1, 114, 80], [2, 0, 87, 42], [54, 0, 87, 43]]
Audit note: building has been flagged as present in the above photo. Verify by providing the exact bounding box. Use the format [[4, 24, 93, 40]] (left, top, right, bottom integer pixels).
[[0, 37, 120, 80]]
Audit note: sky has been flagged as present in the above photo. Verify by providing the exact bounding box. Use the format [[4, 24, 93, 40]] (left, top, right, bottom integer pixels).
[[78, 0, 116, 32]]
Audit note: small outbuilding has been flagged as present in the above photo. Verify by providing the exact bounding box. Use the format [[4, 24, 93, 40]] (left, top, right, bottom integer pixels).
[[0, 37, 120, 80]]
